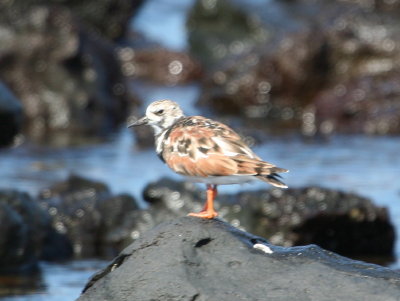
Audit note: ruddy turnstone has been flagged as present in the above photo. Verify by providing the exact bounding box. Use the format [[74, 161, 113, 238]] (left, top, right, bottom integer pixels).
[[129, 100, 288, 219]]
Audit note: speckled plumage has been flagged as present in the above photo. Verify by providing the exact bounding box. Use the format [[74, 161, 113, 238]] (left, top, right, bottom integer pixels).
[[129, 99, 288, 218]]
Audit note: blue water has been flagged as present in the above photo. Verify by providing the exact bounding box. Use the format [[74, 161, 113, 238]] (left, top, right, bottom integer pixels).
[[0, 261, 106, 301], [1, 0, 400, 299]]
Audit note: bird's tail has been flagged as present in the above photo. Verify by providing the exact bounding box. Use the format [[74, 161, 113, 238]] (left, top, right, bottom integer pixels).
[[256, 167, 289, 188]]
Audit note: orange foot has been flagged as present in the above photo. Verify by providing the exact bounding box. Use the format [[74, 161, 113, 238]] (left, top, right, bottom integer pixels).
[[188, 184, 218, 219], [188, 210, 218, 219]]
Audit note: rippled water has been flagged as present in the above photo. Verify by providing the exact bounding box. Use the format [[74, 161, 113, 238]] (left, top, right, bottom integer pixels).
[[1, 0, 400, 299]]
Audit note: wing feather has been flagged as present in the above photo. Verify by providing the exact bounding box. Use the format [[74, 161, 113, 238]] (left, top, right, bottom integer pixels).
[[162, 116, 287, 178]]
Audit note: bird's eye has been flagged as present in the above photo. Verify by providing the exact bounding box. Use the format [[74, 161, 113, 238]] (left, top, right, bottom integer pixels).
[[155, 109, 164, 115]]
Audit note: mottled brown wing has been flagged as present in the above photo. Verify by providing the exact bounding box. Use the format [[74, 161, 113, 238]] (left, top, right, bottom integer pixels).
[[162, 116, 281, 177]]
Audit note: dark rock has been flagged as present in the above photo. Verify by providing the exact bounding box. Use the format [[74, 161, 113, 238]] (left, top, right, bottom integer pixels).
[[0, 82, 23, 147], [313, 73, 400, 135], [223, 187, 395, 259], [96, 179, 205, 246], [78, 217, 400, 301], [197, 32, 328, 132], [38, 175, 139, 258], [143, 178, 203, 216], [96, 194, 142, 258], [118, 47, 203, 85], [1, 0, 145, 40], [189, 0, 400, 135], [0, 5, 138, 145], [141, 179, 395, 261], [187, 0, 270, 68], [0, 190, 50, 274]]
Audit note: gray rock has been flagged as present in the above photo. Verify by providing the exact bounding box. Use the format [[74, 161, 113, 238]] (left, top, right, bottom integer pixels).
[[78, 217, 400, 301]]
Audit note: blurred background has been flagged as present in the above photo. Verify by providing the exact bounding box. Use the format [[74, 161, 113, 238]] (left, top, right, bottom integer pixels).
[[1, 0, 400, 299]]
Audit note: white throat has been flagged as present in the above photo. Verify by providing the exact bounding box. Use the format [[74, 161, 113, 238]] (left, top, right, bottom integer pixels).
[[151, 124, 164, 135], [155, 129, 169, 154]]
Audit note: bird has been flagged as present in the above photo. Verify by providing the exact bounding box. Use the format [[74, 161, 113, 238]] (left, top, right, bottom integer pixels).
[[128, 99, 288, 219]]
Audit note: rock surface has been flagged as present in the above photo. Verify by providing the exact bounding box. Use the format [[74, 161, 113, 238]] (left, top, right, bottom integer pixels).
[[142, 179, 395, 261], [189, 0, 400, 135], [1, 0, 145, 40], [0, 82, 23, 147], [0, 190, 51, 274], [78, 217, 400, 301], [118, 47, 203, 85], [38, 175, 140, 259], [0, 3, 138, 145]]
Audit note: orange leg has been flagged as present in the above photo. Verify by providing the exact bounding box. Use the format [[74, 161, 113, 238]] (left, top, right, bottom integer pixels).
[[188, 184, 218, 219]]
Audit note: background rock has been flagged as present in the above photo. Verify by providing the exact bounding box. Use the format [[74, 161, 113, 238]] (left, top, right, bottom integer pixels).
[[0, 190, 51, 274], [0, 82, 23, 147], [0, 3, 139, 145], [78, 217, 400, 301], [142, 179, 395, 262], [118, 47, 203, 85], [189, 0, 400, 136], [38, 175, 140, 258], [224, 186, 395, 259], [1, 0, 145, 40]]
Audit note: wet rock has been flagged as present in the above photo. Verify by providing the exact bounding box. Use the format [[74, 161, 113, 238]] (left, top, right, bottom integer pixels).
[[141, 179, 395, 261], [67, 0, 145, 40], [103, 179, 205, 244], [189, 0, 332, 131], [143, 178, 204, 218], [187, 0, 270, 68], [0, 190, 50, 274], [0, 5, 138, 145], [0, 82, 23, 147], [313, 73, 400, 135], [223, 187, 395, 259], [118, 47, 203, 85], [197, 32, 328, 132], [38, 175, 140, 258], [189, 0, 400, 135], [78, 217, 400, 301], [2, 0, 145, 40]]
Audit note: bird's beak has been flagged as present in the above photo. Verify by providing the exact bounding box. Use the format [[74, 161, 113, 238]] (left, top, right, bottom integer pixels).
[[127, 116, 149, 128]]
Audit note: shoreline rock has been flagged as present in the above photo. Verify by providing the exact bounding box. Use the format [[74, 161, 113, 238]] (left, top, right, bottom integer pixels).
[[0, 3, 139, 145], [143, 178, 395, 261], [78, 217, 400, 301], [38, 175, 140, 259], [189, 0, 400, 136]]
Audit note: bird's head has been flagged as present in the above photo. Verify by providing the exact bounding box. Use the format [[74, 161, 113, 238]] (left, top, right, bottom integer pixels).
[[128, 99, 184, 134]]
